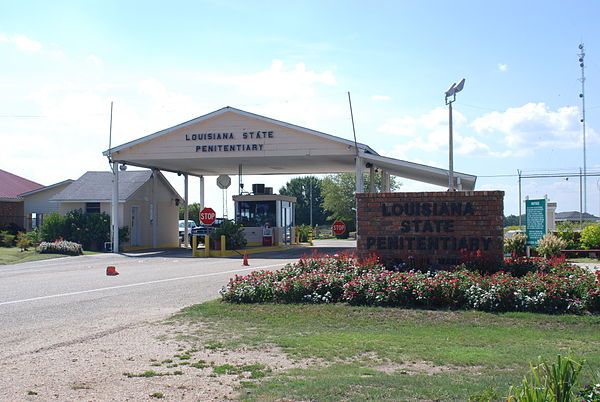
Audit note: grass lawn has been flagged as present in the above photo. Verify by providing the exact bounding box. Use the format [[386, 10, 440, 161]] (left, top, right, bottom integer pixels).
[[173, 301, 600, 401], [0, 247, 100, 265]]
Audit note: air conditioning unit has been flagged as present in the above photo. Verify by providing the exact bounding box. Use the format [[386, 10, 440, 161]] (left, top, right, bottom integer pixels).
[[252, 184, 265, 194], [264, 187, 273, 195]]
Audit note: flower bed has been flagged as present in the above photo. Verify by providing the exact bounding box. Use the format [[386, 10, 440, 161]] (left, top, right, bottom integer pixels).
[[220, 253, 600, 314], [38, 240, 83, 256]]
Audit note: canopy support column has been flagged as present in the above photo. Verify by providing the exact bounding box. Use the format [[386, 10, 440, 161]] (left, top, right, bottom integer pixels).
[[355, 157, 364, 194], [184, 173, 189, 248], [199, 175, 205, 210], [381, 170, 390, 192], [368, 164, 375, 193], [152, 169, 158, 248], [111, 162, 119, 253]]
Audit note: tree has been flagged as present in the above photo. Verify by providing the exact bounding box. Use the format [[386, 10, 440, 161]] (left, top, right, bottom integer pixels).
[[504, 214, 522, 227], [179, 203, 202, 225], [321, 173, 400, 232], [279, 176, 327, 226]]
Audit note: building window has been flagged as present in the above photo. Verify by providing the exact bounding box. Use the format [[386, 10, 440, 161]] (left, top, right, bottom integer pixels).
[[86, 202, 101, 214], [235, 201, 276, 227]]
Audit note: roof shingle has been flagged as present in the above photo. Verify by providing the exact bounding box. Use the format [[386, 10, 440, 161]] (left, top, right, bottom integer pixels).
[[51, 171, 153, 202], [0, 169, 44, 199]]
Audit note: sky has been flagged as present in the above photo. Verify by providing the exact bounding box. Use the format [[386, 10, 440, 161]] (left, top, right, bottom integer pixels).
[[1, 0, 599, 219]]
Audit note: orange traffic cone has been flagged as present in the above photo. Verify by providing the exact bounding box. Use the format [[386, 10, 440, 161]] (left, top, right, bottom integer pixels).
[[242, 252, 249, 266], [106, 266, 119, 276]]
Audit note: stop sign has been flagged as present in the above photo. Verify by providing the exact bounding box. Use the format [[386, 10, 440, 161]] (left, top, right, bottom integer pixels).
[[332, 221, 346, 235], [199, 207, 216, 225]]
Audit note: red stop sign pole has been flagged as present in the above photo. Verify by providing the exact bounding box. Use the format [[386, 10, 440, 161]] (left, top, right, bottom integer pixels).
[[332, 221, 346, 235], [199, 207, 216, 225]]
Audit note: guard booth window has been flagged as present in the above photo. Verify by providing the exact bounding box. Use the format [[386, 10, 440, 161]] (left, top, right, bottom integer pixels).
[[236, 201, 276, 227]]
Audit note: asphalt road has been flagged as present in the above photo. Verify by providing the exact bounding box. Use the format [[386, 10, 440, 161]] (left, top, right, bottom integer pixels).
[[0, 240, 355, 360]]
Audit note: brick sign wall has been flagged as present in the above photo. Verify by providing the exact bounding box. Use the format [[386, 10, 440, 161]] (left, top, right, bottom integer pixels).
[[356, 191, 504, 267]]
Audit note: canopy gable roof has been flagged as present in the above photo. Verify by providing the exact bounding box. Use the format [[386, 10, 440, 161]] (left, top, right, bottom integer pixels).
[[103, 107, 477, 190]]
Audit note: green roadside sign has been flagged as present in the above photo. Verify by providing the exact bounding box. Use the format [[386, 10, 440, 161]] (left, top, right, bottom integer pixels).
[[525, 199, 546, 246]]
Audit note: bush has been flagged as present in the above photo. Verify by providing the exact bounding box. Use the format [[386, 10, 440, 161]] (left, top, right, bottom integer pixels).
[[38, 240, 83, 256], [210, 220, 247, 250], [504, 232, 527, 257], [536, 232, 568, 258], [66, 209, 110, 250], [296, 224, 312, 242], [15, 232, 32, 251], [26, 228, 42, 246], [508, 355, 584, 401], [40, 210, 111, 250], [220, 253, 599, 314], [581, 224, 600, 250], [0, 222, 25, 235], [0, 230, 16, 247], [587, 272, 600, 314], [556, 228, 582, 250], [40, 212, 69, 242]]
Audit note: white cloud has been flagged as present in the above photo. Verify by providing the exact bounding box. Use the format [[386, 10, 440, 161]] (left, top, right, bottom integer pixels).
[[209, 59, 337, 99], [378, 106, 480, 158], [371, 95, 391, 101], [470, 102, 596, 155], [87, 54, 101, 64], [377, 116, 417, 137], [498, 63, 508, 72], [10, 33, 42, 52]]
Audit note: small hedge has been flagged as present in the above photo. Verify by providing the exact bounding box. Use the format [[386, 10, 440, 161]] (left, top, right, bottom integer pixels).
[[38, 240, 83, 256], [220, 253, 600, 314]]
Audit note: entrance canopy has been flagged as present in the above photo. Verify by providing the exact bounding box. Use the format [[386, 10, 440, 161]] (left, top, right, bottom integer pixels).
[[103, 106, 477, 189]]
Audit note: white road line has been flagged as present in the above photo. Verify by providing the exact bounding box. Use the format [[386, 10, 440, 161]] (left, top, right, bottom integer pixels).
[[0, 263, 285, 307]]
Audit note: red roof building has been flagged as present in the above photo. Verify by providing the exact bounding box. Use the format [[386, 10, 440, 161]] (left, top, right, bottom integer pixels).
[[0, 169, 44, 230], [0, 169, 43, 200]]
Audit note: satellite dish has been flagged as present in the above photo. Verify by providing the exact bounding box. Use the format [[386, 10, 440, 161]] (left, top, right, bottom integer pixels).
[[217, 175, 231, 189]]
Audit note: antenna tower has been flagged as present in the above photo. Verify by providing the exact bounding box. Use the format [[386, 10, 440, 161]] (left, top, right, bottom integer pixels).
[[578, 43, 587, 213]]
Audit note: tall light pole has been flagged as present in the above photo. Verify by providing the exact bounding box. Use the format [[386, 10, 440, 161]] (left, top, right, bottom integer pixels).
[[445, 78, 465, 191], [578, 43, 587, 213]]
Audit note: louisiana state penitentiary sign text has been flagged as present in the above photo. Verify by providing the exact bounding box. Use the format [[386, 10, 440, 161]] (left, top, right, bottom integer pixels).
[[356, 191, 504, 267]]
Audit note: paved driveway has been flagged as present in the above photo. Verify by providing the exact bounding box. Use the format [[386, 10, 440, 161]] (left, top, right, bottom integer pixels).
[[0, 240, 356, 359]]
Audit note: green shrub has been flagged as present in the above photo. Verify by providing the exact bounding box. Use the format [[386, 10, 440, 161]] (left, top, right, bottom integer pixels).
[[581, 224, 600, 250], [119, 225, 130, 244], [0, 222, 25, 235], [508, 355, 584, 401], [66, 209, 110, 250], [536, 233, 568, 258], [504, 232, 527, 256], [0, 230, 16, 247], [15, 232, 32, 251], [296, 224, 312, 242], [210, 220, 247, 250], [26, 228, 42, 246], [40, 212, 69, 242], [38, 240, 83, 256], [556, 229, 581, 250], [40, 210, 111, 250]]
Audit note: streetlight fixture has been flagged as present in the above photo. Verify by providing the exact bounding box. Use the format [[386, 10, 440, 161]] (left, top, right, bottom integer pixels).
[[445, 78, 465, 191]]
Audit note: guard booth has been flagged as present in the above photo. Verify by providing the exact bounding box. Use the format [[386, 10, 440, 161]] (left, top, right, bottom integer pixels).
[[233, 184, 296, 246]]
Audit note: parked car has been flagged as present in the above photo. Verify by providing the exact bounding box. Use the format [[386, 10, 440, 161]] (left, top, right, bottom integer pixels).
[[178, 220, 197, 239]]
